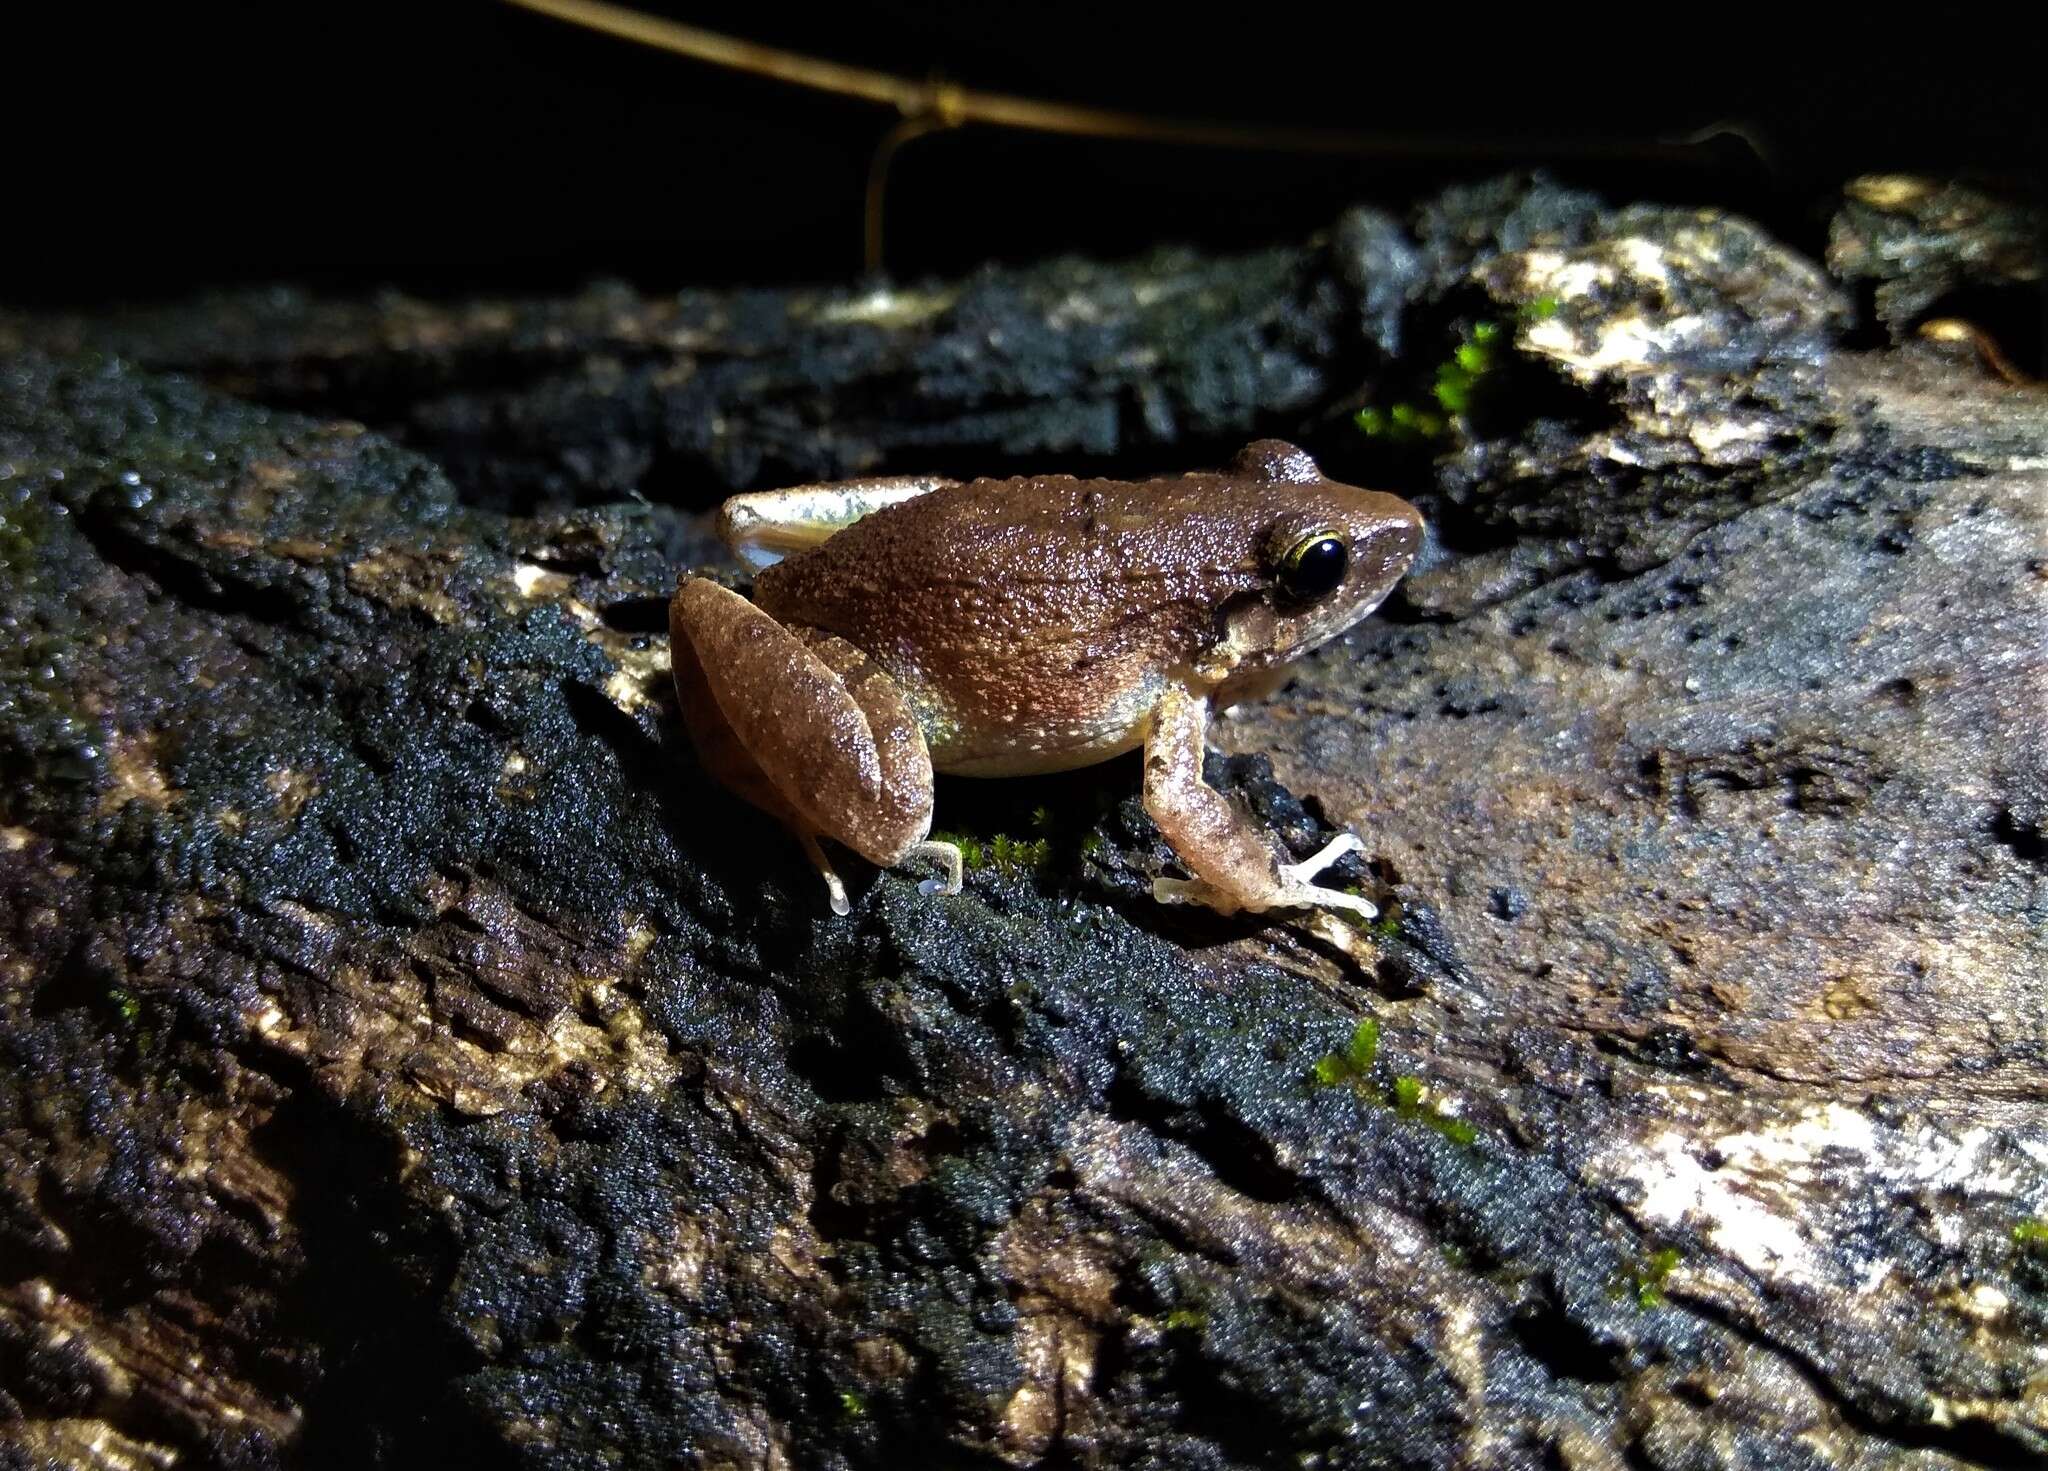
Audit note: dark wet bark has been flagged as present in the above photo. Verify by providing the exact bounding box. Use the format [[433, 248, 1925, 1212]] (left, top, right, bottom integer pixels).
[[2, 177, 2043, 1470]]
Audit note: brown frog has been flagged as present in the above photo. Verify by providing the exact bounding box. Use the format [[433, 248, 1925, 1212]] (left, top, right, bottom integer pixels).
[[669, 440, 1423, 917]]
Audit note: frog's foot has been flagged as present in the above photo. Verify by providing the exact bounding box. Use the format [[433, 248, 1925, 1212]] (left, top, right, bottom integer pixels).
[[907, 839, 964, 897], [1152, 871, 1377, 919], [1152, 875, 1226, 909]]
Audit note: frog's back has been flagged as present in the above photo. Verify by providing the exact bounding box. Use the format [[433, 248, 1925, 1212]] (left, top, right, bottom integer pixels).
[[750, 474, 1267, 773]]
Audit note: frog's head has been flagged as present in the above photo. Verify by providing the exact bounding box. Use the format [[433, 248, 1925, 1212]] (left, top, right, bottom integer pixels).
[[1204, 440, 1424, 699]]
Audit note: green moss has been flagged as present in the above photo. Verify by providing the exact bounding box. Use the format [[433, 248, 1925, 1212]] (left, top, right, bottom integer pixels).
[[1521, 295, 1560, 320], [1354, 401, 1446, 443], [1433, 320, 1502, 416], [990, 833, 1052, 871], [837, 1390, 868, 1419], [1390, 402, 1446, 437], [1162, 1307, 1207, 1332], [1430, 1114, 1479, 1148], [1311, 1018, 1380, 1088], [2013, 1219, 2048, 1250], [1613, 1246, 1681, 1309], [1638, 1247, 1681, 1307], [1309, 1021, 1476, 1143], [108, 987, 142, 1026], [1391, 1072, 1478, 1145], [1358, 314, 1523, 443], [1346, 1018, 1380, 1071], [929, 830, 986, 870], [929, 826, 1055, 876], [1432, 375, 1472, 416]]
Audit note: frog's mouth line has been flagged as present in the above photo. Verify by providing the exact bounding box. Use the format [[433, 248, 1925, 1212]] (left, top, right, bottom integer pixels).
[[1209, 583, 1395, 686]]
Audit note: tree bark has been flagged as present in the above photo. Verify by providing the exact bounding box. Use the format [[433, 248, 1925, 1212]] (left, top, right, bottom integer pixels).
[[2, 177, 2043, 1470]]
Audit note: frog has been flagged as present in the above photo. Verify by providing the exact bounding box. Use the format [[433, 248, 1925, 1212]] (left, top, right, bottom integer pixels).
[[668, 439, 1424, 919]]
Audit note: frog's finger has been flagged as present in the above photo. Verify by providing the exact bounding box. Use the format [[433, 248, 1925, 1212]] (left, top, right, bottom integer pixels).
[[1156, 874, 1377, 920], [1279, 884, 1378, 919], [1279, 832, 1367, 885]]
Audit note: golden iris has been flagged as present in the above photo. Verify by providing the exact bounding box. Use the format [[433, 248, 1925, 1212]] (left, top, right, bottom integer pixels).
[[1275, 530, 1347, 603]]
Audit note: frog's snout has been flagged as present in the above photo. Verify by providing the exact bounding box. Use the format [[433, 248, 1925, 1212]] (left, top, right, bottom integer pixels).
[[1341, 493, 1426, 590], [1388, 501, 1425, 567]]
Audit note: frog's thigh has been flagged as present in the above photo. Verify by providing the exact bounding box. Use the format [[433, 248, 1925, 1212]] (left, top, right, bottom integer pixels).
[[669, 578, 933, 867], [1142, 686, 1376, 918], [790, 625, 935, 862]]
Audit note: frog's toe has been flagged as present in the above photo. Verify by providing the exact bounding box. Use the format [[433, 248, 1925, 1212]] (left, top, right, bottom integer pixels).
[[823, 873, 851, 916], [908, 839, 964, 897], [800, 834, 853, 917]]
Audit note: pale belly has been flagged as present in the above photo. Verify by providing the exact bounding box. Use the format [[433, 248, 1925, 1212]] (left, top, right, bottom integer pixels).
[[907, 668, 1167, 778]]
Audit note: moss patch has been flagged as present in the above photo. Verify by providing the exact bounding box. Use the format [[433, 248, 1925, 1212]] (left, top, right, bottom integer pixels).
[[1310, 1019, 1477, 1147], [1613, 1247, 1682, 1310], [1354, 300, 1560, 445]]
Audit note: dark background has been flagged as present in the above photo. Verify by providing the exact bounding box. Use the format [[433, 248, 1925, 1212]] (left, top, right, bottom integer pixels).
[[11, 3, 2044, 305]]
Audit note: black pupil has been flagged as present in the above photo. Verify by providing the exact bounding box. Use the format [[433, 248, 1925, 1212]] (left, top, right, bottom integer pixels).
[[1281, 536, 1347, 601]]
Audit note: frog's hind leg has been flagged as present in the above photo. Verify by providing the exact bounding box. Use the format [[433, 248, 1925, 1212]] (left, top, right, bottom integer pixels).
[[718, 476, 959, 572], [670, 577, 937, 914]]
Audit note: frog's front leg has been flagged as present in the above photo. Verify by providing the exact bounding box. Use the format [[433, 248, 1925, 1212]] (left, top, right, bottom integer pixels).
[[669, 577, 959, 914], [1142, 685, 1378, 919]]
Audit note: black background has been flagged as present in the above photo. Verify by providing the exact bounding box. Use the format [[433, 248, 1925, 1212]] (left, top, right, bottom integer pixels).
[[11, 3, 2044, 305]]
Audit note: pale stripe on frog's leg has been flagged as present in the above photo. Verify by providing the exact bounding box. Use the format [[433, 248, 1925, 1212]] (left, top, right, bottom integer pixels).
[[1142, 685, 1377, 918], [719, 476, 960, 571], [906, 839, 964, 897]]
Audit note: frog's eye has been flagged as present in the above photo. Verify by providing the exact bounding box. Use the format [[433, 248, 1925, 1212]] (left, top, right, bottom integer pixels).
[[1275, 531, 1348, 604]]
